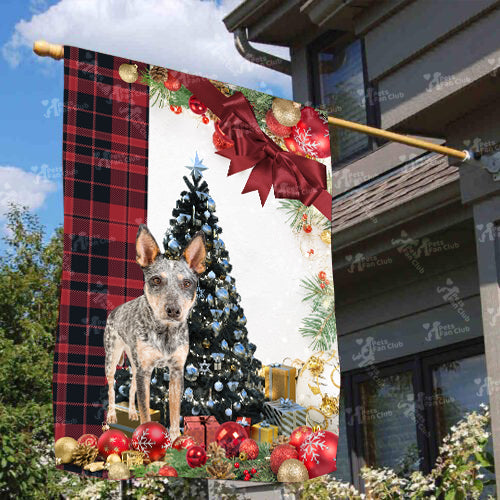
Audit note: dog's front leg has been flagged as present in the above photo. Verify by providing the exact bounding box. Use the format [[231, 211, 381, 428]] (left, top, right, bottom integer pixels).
[[136, 367, 153, 424], [168, 367, 183, 441], [169, 345, 188, 441]]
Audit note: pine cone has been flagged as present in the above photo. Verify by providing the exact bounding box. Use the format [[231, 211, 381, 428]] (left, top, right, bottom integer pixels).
[[206, 459, 236, 480], [207, 442, 226, 460], [72, 444, 99, 467], [150, 66, 168, 83], [270, 435, 290, 452], [206, 109, 218, 123], [209, 79, 232, 97]]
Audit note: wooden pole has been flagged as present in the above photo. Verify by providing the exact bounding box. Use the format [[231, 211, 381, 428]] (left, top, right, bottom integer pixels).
[[33, 40, 64, 60], [31, 39, 471, 162], [327, 116, 469, 161]]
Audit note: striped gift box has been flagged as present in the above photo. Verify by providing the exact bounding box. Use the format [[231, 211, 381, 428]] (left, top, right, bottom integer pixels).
[[263, 398, 307, 435]]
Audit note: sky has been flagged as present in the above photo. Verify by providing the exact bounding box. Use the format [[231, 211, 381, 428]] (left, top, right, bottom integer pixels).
[[0, 0, 291, 241]]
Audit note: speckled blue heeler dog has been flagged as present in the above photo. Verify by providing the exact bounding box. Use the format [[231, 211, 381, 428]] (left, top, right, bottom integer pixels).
[[104, 224, 206, 440]]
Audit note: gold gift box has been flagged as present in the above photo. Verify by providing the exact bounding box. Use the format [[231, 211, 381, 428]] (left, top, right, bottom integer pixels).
[[262, 364, 296, 401], [109, 401, 160, 437], [250, 421, 279, 444]]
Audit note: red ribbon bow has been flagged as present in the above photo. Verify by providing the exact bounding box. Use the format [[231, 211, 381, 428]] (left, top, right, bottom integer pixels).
[[169, 72, 332, 220]]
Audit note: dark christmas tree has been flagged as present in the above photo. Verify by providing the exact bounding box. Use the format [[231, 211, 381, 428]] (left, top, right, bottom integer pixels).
[[115, 154, 265, 426]]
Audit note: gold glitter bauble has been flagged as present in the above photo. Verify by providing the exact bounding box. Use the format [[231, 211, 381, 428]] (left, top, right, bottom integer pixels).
[[320, 229, 331, 245], [202, 338, 210, 349], [55, 437, 78, 464], [119, 63, 139, 83], [272, 98, 301, 127], [108, 462, 131, 480], [277, 459, 309, 482], [106, 453, 122, 465]]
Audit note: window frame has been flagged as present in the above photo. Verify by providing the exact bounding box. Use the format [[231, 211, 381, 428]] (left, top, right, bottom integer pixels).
[[308, 31, 383, 167], [338, 337, 486, 491]]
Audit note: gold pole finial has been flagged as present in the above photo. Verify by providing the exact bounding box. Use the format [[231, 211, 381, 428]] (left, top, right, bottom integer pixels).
[[33, 40, 64, 60]]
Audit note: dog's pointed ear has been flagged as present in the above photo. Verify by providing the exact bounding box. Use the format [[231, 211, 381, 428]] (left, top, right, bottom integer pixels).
[[183, 231, 206, 274], [136, 224, 160, 267]]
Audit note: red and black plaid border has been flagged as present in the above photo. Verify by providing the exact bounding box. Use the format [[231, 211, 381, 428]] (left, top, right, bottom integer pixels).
[[54, 47, 149, 440]]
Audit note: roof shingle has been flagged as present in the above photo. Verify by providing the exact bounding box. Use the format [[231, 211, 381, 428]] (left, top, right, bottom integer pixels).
[[331, 154, 459, 233]]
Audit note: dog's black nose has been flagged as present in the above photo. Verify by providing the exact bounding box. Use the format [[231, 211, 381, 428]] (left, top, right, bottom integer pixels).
[[166, 306, 181, 320]]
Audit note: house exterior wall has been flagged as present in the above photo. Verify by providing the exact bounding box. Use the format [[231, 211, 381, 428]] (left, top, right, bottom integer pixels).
[[224, 0, 500, 491]]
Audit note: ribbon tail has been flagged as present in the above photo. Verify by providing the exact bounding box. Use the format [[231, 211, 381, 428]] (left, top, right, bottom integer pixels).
[[312, 189, 333, 221], [242, 162, 273, 206]]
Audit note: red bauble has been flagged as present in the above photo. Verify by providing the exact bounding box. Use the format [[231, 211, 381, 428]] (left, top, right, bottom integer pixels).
[[265, 109, 292, 138], [289, 426, 313, 451], [291, 107, 330, 158], [299, 430, 338, 478], [158, 465, 178, 477], [303, 224, 312, 233], [212, 121, 234, 151], [97, 429, 129, 459], [78, 433, 98, 448], [186, 445, 207, 468], [215, 422, 247, 458], [239, 438, 259, 460], [170, 105, 182, 114], [172, 435, 198, 451], [318, 271, 327, 282], [283, 136, 304, 156], [131, 422, 172, 462], [164, 73, 181, 91], [270, 444, 299, 474], [202, 115, 210, 124], [189, 95, 208, 115]]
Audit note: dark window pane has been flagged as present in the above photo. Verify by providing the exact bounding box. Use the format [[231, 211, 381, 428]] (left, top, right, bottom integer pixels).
[[331, 394, 351, 483], [317, 39, 370, 162], [431, 354, 493, 497], [431, 354, 488, 442], [359, 371, 420, 474]]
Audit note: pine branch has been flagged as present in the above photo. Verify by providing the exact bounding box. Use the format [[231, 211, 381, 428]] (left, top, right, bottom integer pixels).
[[299, 304, 336, 351], [299, 275, 336, 351], [140, 68, 192, 109], [278, 199, 330, 232]]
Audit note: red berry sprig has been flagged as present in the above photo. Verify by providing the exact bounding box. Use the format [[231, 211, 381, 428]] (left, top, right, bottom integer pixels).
[[303, 224, 312, 233], [237, 465, 258, 481]]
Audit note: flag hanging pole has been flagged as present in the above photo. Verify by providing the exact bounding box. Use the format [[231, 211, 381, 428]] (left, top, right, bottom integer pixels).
[[327, 116, 469, 161], [31, 39, 471, 162], [33, 40, 64, 60]]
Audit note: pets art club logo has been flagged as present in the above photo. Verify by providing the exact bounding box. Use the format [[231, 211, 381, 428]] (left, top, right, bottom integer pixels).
[[391, 230, 459, 274], [345, 405, 392, 426], [333, 168, 371, 190], [345, 252, 392, 273], [423, 71, 471, 92], [476, 222, 500, 243], [356, 86, 404, 108], [487, 304, 500, 327], [352, 336, 403, 367], [436, 279, 470, 322], [474, 377, 500, 397], [423, 321, 470, 342]]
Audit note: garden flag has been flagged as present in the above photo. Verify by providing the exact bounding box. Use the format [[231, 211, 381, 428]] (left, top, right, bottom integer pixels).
[[54, 46, 339, 481]]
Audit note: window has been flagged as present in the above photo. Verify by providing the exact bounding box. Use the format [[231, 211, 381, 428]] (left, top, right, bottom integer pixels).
[[310, 34, 380, 164], [335, 340, 488, 490]]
